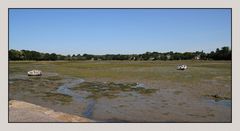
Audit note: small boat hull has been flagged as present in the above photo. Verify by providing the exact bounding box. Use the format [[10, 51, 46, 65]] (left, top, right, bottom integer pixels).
[[177, 65, 187, 70], [27, 70, 42, 76]]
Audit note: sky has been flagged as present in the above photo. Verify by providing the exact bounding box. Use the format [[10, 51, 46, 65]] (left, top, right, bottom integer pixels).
[[9, 9, 231, 55]]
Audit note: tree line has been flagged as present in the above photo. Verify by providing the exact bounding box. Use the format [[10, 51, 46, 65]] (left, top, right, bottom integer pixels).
[[9, 46, 231, 61]]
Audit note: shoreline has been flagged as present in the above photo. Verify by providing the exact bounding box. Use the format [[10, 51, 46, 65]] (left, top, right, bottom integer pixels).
[[9, 100, 94, 122]]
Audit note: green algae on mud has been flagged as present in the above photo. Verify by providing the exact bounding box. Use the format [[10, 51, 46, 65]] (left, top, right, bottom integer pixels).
[[72, 81, 157, 99], [9, 60, 231, 103], [9, 60, 231, 84], [42, 92, 73, 105], [9, 74, 73, 105]]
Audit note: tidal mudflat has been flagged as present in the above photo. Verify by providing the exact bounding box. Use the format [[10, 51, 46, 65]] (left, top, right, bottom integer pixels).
[[9, 61, 231, 122]]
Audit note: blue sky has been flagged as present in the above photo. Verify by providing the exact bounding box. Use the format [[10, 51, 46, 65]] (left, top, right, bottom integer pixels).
[[9, 9, 231, 55]]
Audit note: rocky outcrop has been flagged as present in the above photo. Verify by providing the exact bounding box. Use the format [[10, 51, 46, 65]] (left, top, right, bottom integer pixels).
[[9, 100, 94, 122]]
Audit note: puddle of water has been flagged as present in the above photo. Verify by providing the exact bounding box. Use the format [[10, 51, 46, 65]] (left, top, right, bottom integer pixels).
[[82, 100, 96, 118], [56, 78, 97, 118], [207, 99, 231, 108], [56, 79, 85, 102]]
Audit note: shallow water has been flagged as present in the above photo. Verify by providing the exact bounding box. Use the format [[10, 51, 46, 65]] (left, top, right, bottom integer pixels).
[[56, 78, 97, 118], [207, 99, 231, 108], [56, 79, 85, 102], [82, 100, 96, 118]]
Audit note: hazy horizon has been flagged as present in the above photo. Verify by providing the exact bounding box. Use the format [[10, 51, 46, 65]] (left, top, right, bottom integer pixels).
[[9, 9, 231, 55]]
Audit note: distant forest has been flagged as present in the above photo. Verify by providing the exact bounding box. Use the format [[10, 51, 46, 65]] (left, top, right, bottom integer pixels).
[[9, 46, 231, 61]]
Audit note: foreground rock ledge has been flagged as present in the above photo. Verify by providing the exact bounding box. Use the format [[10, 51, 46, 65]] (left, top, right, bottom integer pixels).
[[9, 100, 94, 122]]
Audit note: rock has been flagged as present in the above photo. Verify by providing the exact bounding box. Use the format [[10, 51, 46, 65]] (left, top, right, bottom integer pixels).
[[9, 100, 94, 122]]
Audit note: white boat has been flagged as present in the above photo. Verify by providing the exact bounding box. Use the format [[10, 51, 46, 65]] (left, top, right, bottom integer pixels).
[[27, 70, 42, 76], [177, 65, 187, 70]]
